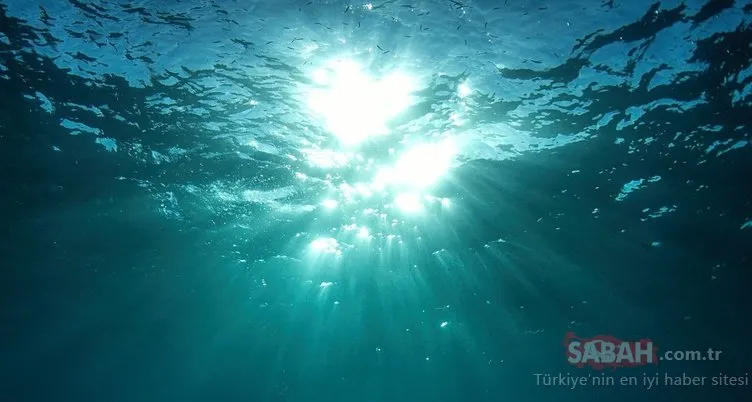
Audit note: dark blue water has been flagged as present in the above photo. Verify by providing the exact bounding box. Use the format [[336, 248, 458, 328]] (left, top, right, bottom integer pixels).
[[1, 0, 751, 401]]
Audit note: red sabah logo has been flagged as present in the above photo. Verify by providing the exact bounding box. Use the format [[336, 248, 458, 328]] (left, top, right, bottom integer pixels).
[[564, 332, 659, 370]]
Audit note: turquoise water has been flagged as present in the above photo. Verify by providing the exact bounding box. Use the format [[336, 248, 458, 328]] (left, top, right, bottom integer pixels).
[[1, 1, 751, 401]]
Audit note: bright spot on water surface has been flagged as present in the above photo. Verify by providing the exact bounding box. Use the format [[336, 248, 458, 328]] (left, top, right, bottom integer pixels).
[[310, 237, 340, 255], [307, 59, 416, 147], [394, 193, 424, 214], [357, 227, 371, 239], [458, 82, 472, 98], [375, 139, 456, 191], [321, 199, 338, 210]]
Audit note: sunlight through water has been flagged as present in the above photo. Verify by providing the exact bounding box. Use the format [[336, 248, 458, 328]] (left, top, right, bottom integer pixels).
[[307, 59, 416, 146], [303, 58, 458, 257]]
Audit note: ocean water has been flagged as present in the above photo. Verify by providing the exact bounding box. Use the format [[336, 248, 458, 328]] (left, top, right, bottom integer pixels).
[[0, 0, 750, 401]]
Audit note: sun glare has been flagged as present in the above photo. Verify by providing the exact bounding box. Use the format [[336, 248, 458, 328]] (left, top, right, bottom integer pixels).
[[307, 59, 416, 147], [300, 57, 459, 255], [373, 139, 456, 191]]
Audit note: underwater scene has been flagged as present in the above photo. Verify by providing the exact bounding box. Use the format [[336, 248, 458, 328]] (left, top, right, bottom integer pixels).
[[1, 0, 751, 401]]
